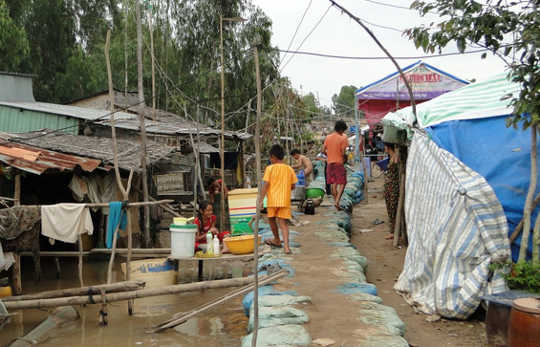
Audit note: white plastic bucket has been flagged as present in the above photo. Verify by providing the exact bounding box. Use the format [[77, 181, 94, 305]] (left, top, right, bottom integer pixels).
[[170, 224, 197, 258]]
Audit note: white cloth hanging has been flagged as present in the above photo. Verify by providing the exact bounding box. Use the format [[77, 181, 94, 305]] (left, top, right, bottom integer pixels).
[[41, 204, 93, 243]]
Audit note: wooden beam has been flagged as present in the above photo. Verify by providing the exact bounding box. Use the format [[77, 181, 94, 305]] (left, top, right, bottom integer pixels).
[[4, 276, 258, 311], [2, 281, 146, 302]]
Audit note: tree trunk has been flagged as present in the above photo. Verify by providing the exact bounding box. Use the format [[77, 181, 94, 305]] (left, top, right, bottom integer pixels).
[[519, 125, 537, 262]]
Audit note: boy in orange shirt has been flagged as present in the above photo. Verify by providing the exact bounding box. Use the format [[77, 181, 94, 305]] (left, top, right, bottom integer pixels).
[[260, 144, 298, 254]]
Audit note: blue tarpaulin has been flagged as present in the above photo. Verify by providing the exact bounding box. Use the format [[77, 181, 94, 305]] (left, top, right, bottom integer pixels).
[[427, 115, 540, 261]]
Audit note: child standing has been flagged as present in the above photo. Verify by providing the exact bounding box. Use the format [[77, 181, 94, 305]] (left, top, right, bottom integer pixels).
[[260, 144, 298, 254]]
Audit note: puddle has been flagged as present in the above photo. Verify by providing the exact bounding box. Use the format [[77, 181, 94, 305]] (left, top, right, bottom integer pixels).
[[0, 257, 250, 346]]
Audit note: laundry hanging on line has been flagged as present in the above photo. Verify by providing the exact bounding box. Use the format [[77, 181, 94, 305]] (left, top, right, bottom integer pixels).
[[41, 203, 93, 243], [106, 201, 127, 249]]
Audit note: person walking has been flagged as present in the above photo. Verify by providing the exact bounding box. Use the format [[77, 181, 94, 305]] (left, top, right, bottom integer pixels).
[[323, 120, 348, 210]]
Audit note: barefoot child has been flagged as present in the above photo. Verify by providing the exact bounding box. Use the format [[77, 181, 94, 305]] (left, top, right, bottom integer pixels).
[[260, 144, 298, 254]]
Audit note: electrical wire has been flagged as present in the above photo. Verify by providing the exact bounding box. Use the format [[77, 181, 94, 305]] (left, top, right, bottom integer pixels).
[[280, 5, 332, 73], [276, 47, 494, 60], [362, 0, 412, 10], [279, 0, 313, 69]]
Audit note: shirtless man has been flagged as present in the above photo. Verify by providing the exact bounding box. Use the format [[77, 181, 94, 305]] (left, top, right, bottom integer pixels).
[[290, 149, 313, 183]]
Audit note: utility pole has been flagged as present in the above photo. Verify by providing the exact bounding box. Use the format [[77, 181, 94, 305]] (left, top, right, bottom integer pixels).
[[219, 15, 226, 232], [124, 0, 128, 96], [251, 44, 263, 347], [136, 0, 151, 248], [149, 6, 156, 120]]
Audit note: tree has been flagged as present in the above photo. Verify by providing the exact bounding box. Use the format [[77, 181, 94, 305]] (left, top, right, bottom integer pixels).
[[407, 0, 540, 263], [332, 85, 357, 118], [0, 0, 29, 72], [407, 0, 539, 126]]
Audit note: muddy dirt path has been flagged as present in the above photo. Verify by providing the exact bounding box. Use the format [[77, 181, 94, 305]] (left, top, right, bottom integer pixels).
[[351, 177, 487, 347]]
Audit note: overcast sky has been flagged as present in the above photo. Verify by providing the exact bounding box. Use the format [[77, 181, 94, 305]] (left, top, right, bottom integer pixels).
[[251, 0, 508, 107]]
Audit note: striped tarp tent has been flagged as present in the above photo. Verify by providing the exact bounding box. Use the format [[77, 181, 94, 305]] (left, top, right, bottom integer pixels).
[[383, 73, 538, 319]]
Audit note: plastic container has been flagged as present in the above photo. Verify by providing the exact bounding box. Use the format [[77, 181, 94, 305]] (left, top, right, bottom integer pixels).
[[296, 170, 306, 186], [206, 232, 214, 256], [228, 188, 258, 234], [224, 234, 262, 255], [213, 237, 220, 256], [170, 224, 197, 258], [306, 188, 325, 199]]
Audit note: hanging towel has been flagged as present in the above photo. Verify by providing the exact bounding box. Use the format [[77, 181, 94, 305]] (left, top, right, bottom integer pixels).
[[106, 202, 127, 249], [41, 204, 93, 243]]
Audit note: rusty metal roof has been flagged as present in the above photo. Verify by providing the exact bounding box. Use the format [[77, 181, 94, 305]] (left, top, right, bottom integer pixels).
[[0, 141, 101, 175]]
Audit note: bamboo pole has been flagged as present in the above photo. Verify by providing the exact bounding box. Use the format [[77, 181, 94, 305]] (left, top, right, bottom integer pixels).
[[150, 270, 287, 332], [105, 28, 136, 315], [8, 307, 79, 347], [195, 105, 207, 200], [84, 199, 173, 208], [14, 174, 21, 206], [123, 0, 128, 96], [2, 281, 146, 302], [4, 276, 257, 311], [393, 146, 406, 248], [90, 248, 170, 254], [78, 235, 84, 288], [219, 16, 226, 232], [149, 10, 156, 121], [12, 173, 22, 294], [252, 45, 263, 347]]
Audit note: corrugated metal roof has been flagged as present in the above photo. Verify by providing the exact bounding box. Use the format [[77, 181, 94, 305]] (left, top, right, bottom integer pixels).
[[0, 141, 101, 175], [2, 131, 176, 172], [0, 101, 252, 140], [0, 105, 79, 134]]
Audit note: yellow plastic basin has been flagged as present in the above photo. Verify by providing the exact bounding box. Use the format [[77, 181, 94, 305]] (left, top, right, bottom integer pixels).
[[224, 234, 262, 255]]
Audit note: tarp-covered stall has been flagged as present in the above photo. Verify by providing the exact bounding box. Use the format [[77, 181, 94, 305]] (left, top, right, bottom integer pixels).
[[356, 61, 469, 128], [383, 73, 535, 319]]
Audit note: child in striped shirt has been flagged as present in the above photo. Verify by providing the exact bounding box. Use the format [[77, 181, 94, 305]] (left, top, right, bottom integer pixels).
[[260, 144, 298, 254]]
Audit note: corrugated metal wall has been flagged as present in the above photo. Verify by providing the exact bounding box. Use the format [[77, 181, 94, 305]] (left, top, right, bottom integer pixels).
[[0, 106, 79, 134]]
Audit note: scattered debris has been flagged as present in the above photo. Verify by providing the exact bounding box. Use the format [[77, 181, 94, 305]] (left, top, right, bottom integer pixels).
[[313, 337, 336, 346], [372, 219, 384, 225]]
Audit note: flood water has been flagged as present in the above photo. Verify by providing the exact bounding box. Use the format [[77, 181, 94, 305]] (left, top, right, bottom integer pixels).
[[1, 257, 249, 346]]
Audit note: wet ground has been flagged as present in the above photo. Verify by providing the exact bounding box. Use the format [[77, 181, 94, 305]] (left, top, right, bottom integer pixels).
[[1, 258, 248, 346]]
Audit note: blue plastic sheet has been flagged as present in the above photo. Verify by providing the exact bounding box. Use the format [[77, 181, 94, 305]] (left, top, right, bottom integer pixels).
[[427, 116, 540, 261]]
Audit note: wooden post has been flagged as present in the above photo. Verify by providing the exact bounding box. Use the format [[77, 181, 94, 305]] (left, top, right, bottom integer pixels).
[[11, 253, 22, 295], [134, 0, 151, 248], [14, 173, 21, 206], [393, 146, 407, 247], [12, 173, 22, 295], [136, 0, 144, 106], [252, 45, 263, 347], [105, 28, 136, 315], [149, 9, 156, 121], [123, 0, 128, 96], [8, 307, 79, 347], [78, 235, 84, 287], [195, 105, 207, 200], [219, 16, 226, 232]]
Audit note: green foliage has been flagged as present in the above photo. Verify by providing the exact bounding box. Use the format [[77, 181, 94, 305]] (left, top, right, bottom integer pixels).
[[332, 85, 358, 118], [498, 261, 540, 294], [406, 0, 540, 129], [0, 0, 29, 72]]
